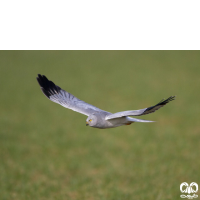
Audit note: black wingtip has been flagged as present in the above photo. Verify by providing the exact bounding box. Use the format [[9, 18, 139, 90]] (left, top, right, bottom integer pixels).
[[159, 96, 176, 106], [36, 74, 61, 98], [144, 95, 175, 113]]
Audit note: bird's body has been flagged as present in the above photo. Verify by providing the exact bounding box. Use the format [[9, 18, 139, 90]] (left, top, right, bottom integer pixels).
[[87, 113, 133, 129], [37, 74, 175, 129]]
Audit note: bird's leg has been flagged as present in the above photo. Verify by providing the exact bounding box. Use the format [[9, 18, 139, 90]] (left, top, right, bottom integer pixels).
[[126, 122, 133, 125]]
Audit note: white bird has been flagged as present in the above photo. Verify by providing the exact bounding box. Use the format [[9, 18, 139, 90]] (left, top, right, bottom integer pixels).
[[37, 74, 175, 129]]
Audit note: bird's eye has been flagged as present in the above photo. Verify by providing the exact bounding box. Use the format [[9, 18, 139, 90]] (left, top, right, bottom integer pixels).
[[89, 119, 92, 122]]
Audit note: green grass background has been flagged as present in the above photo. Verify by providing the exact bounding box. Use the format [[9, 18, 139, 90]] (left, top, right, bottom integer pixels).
[[0, 51, 199, 200]]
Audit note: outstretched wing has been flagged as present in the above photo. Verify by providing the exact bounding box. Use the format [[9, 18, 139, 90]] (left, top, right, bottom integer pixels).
[[105, 96, 175, 120], [37, 74, 105, 116]]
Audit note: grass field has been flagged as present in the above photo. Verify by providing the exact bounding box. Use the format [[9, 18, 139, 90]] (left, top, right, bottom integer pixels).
[[0, 51, 199, 200]]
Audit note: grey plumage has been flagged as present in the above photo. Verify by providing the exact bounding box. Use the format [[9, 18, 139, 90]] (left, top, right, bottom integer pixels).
[[37, 74, 106, 116], [105, 96, 175, 120], [37, 74, 175, 129]]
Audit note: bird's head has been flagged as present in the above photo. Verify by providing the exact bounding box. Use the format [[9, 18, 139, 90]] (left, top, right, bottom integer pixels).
[[86, 114, 98, 127]]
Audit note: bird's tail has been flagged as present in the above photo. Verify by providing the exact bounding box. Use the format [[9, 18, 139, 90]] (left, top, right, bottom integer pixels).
[[127, 117, 155, 123]]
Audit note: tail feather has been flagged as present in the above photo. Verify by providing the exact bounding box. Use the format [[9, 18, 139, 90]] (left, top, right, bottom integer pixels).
[[127, 117, 155, 123]]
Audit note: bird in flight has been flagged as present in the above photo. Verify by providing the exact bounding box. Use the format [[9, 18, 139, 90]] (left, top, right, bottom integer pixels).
[[37, 74, 175, 129]]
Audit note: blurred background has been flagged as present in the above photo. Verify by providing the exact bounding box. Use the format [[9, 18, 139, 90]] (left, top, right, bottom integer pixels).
[[0, 51, 199, 200]]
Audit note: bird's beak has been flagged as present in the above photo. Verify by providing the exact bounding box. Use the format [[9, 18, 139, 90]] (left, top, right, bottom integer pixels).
[[86, 122, 89, 126]]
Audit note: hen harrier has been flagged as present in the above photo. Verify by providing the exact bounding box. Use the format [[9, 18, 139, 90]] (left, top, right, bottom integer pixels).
[[37, 74, 175, 129]]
